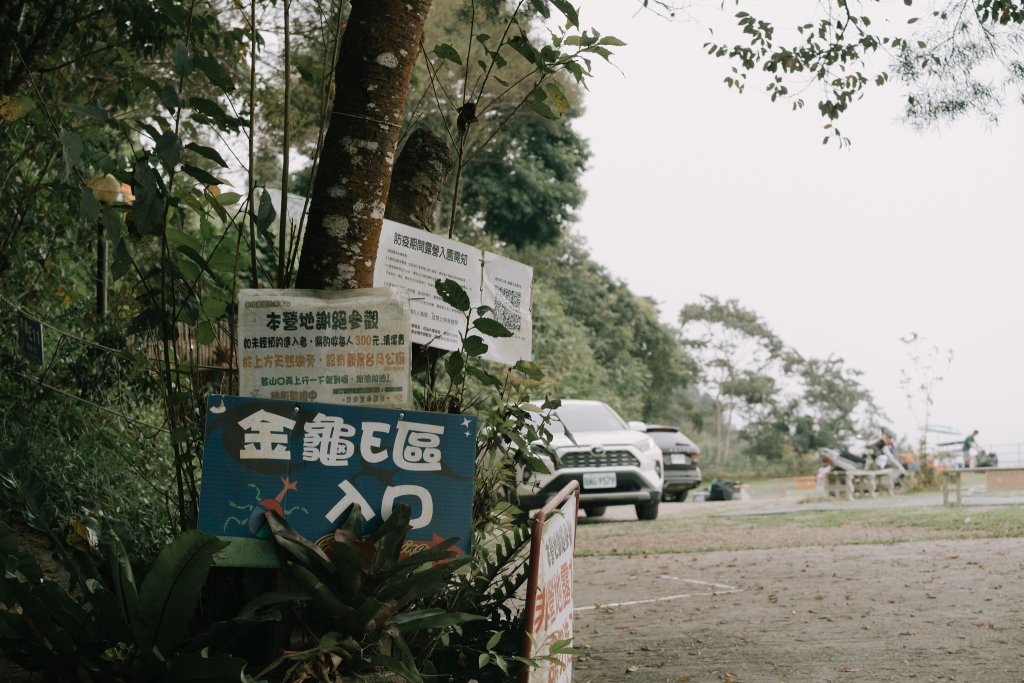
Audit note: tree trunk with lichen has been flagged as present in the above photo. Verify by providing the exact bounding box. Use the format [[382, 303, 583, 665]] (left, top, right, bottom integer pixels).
[[296, 0, 433, 290], [385, 128, 452, 229]]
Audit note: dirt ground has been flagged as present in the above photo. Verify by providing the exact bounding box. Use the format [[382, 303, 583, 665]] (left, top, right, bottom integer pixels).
[[571, 500, 1024, 682]]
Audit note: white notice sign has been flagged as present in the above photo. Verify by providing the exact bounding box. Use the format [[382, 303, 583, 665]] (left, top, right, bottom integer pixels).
[[374, 219, 532, 365], [526, 496, 576, 683], [237, 287, 411, 408]]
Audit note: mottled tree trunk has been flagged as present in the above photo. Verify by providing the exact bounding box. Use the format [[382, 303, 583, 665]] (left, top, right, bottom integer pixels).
[[296, 0, 432, 290], [385, 128, 452, 229]]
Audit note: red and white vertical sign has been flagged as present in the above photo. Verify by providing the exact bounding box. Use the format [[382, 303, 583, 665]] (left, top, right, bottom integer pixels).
[[522, 482, 579, 683]]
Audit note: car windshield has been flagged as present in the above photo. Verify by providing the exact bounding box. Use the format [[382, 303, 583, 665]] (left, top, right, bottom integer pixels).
[[551, 402, 628, 433]]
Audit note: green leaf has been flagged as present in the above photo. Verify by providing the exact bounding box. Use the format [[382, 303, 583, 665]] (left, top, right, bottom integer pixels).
[[467, 365, 502, 388], [207, 241, 239, 273], [194, 52, 235, 91], [80, 187, 100, 223], [111, 240, 132, 280], [185, 142, 227, 168], [102, 208, 125, 249], [161, 79, 181, 110], [187, 97, 240, 131], [60, 129, 83, 177], [155, 131, 182, 171], [513, 360, 544, 380], [181, 164, 222, 186], [266, 511, 335, 579], [433, 43, 463, 65], [135, 531, 226, 658], [66, 103, 108, 121], [544, 82, 570, 115], [256, 188, 276, 232], [550, 0, 579, 27], [172, 40, 193, 77], [196, 320, 216, 345], [435, 278, 470, 312], [525, 97, 557, 119], [215, 191, 242, 206], [446, 352, 465, 383], [166, 227, 202, 253], [132, 162, 165, 235], [473, 318, 513, 338], [598, 35, 627, 47], [464, 335, 488, 357], [0, 94, 35, 121], [390, 608, 486, 632], [508, 36, 540, 66], [528, 0, 550, 18], [99, 528, 141, 626]]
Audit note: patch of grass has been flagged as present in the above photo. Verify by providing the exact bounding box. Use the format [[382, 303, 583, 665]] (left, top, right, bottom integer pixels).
[[574, 503, 1024, 556]]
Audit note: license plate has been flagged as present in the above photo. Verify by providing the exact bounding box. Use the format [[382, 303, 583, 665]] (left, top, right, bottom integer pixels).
[[582, 472, 616, 489], [670, 454, 691, 465]]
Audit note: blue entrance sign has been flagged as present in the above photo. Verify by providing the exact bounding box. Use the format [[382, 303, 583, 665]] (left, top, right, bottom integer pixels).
[[199, 395, 477, 557]]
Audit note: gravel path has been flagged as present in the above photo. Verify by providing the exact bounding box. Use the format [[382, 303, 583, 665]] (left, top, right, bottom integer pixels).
[[571, 499, 1024, 682]]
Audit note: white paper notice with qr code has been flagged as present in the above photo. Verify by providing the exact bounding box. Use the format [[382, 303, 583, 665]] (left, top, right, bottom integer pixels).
[[374, 219, 533, 364], [479, 252, 532, 364]]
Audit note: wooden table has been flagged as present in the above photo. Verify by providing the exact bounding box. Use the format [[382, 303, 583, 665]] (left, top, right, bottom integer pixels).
[[826, 469, 897, 501], [941, 467, 1024, 505]]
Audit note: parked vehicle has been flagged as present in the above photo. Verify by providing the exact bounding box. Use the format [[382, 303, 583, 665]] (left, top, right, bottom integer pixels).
[[518, 400, 664, 520], [634, 424, 702, 502], [817, 436, 907, 487], [976, 449, 999, 468]]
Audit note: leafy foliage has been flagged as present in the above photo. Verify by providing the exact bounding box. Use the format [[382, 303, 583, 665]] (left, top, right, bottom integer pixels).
[[704, 0, 1024, 142], [0, 515, 249, 682]]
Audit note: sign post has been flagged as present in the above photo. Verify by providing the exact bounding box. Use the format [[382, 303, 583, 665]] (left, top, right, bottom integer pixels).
[[237, 287, 412, 408], [198, 395, 477, 566], [16, 312, 44, 364], [374, 219, 533, 365], [521, 481, 580, 683]]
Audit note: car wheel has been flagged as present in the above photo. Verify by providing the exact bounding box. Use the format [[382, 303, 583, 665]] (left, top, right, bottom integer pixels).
[[635, 500, 659, 521], [583, 506, 607, 518], [676, 489, 689, 502]]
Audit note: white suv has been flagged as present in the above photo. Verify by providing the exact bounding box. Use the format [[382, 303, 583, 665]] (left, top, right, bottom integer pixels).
[[517, 400, 664, 520]]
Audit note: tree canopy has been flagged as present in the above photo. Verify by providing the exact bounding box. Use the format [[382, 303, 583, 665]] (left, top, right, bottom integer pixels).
[[704, 0, 1024, 142]]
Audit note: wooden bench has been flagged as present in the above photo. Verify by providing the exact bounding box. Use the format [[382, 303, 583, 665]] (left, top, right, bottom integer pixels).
[[941, 467, 1024, 505], [827, 469, 897, 501]]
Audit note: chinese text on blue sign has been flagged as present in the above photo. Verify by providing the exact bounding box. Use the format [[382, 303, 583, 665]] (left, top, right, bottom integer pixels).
[[199, 395, 477, 555]]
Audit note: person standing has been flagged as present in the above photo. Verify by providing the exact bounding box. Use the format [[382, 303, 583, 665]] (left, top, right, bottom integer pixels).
[[962, 430, 981, 468]]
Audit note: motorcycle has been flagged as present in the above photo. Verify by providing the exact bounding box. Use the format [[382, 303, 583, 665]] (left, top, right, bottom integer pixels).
[[975, 449, 999, 468], [817, 437, 907, 487]]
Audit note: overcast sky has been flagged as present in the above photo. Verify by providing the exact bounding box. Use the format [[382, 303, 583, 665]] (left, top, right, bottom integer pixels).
[[569, 3, 1022, 453]]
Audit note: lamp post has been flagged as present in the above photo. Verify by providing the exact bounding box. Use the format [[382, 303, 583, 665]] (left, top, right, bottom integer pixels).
[[86, 174, 121, 320]]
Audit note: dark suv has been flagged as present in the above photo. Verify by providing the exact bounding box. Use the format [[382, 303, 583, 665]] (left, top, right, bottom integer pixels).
[[641, 425, 702, 502]]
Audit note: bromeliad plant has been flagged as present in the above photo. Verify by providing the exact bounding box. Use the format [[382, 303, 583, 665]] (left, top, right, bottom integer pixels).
[[260, 504, 483, 681], [0, 517, 252, 682]]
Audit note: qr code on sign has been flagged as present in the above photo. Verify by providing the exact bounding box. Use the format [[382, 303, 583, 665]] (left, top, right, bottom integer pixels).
[[494, 286, 522, 333]]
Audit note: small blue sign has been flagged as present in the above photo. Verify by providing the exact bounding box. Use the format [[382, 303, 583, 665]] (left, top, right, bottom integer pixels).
[[17, 312, 43, 364], [199, 395, 477, 556]]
